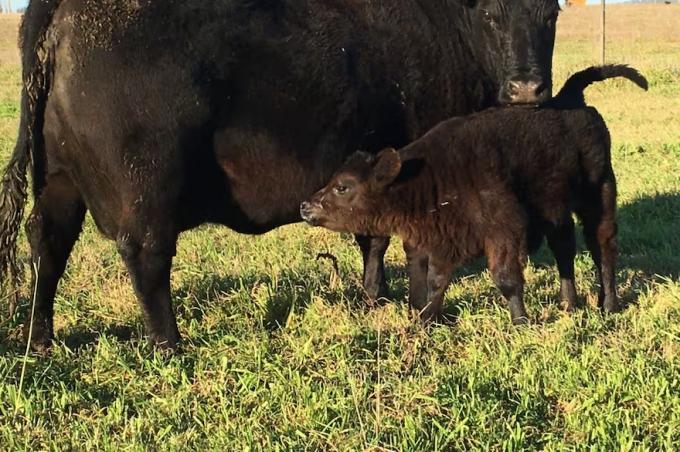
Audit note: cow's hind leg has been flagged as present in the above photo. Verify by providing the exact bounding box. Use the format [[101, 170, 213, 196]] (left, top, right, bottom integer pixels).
[[117, 219, 180, 350], [546, 217, 578, 311], [356, 235, 390, 301], [578, 178, 619, 313], [25, 172, 86, 351]]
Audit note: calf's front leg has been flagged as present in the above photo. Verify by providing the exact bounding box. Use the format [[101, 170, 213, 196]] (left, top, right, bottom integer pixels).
[[356, 235, 390, 301], [404, 243, 429, 312], [419, 254, 454, 322]]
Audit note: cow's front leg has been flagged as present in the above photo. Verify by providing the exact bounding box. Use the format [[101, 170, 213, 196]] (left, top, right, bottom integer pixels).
[[356, 235, 390, 301], [117, 227, 180, 350]]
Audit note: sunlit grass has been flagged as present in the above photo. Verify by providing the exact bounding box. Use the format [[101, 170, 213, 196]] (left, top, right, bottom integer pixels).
[[1, 6, 679, 450]]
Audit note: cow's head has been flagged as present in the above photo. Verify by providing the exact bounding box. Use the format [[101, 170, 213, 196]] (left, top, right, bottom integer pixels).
[[301, 149, 403, 235], [462, 0, 560, 105]]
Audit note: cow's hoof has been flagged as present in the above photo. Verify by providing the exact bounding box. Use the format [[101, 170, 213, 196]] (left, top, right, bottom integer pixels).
[[24, 320, 54, 354], [148, 332, 181, 352]]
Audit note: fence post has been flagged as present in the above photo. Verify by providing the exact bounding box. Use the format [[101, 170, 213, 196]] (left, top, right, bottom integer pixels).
[[601, 0, 606, 64]]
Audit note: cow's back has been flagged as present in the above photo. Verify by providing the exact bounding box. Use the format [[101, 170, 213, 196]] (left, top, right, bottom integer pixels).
[[41, 0, 488, 237]]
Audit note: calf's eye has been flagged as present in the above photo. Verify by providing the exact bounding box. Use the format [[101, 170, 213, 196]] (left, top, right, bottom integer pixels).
[[333, 185, 349, 195]]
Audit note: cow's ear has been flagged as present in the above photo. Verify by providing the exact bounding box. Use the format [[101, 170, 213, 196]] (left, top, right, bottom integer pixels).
[[372, 148, 402, 187]]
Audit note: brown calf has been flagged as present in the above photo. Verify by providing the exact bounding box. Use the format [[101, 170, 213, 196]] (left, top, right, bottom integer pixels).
[[301, 65, 647, 323]]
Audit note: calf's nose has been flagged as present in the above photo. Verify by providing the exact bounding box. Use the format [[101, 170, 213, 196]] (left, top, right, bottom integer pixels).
[[300, 201, 316, 222]]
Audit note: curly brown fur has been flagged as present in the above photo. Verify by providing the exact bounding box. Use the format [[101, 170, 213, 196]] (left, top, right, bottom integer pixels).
[[303, 65, 647, 322]]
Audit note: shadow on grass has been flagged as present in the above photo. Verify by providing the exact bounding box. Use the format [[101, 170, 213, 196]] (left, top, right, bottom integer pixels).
[[3, 193, 676, 351], [530, 192, 680, 280], [434, 373, 558, 449], [617, 192, 680, 279], [62, 324, 139, 350], [523, 191, 680, 312], [385, 192, 680, 320], [170, 265, 377, 332]]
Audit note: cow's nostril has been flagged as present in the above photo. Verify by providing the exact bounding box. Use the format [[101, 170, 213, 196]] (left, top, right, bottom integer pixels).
[[507, 81, 521, 96], [504, 78, 546, 104], [534, 83, 546, 96]]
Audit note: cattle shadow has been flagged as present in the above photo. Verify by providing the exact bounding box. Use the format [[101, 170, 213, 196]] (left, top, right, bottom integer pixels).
[[170, 266, 375, 332], [616, 192, 680, 279], [387, 192, 679, 318], [519, 192, 680, 311], [4, 193, 675, 351], [0, 315, 141, 355], [61, 324, 139, 351]]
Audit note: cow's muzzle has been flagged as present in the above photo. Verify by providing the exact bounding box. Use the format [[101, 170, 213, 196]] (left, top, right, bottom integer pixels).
[[501, 76, 549, 105]]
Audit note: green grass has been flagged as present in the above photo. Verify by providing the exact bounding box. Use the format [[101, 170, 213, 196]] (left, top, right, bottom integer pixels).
[[1, 8, 680, 450]]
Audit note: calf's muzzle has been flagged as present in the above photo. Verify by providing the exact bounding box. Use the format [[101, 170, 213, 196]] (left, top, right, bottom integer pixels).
[[300, 200, 322, 225]]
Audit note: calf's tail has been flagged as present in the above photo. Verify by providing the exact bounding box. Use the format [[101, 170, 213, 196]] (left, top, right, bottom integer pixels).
[[550, 64, 648, 109], [0, 0, 60, 315]]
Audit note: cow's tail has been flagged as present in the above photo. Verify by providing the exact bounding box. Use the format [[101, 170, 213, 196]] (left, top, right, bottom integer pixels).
[[0, 0, 60, 315], [550, 64, 648, 109]]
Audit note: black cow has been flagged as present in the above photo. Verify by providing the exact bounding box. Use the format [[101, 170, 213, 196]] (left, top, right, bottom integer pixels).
[[0, 0, 560, 350]]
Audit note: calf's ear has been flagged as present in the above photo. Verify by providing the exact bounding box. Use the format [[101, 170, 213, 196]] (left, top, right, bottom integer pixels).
[[372, 148, 402, 187]]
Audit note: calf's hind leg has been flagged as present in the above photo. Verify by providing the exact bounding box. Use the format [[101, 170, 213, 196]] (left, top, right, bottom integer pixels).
[[485, 235, 529, 325], [546, 218, 578, 311], [25, 172, 86, 351], [578, 178, 619, 313], [419, 255, 454, 322]]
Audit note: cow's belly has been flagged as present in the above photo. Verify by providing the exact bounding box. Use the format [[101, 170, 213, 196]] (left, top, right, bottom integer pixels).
[[212, 126, 344, 232]]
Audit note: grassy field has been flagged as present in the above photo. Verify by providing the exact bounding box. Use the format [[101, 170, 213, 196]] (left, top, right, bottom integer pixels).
[[1, 5, 679, 450]]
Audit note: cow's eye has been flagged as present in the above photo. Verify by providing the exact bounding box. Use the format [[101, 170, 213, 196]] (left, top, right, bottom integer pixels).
[[333, 184, 349, 195]]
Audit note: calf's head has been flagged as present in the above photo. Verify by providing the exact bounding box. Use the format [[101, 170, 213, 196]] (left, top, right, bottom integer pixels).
[[301, 149, 403, 235], [462, 0, 560, 105]]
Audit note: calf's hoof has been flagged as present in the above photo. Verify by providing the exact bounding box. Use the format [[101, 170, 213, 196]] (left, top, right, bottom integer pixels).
[[28, 335, 53, 354], [561, 299, 580, 313], [415, 305, 443, 324], [508, 300, 529, 326], [511, 315, 530, 326], [364, 281, 391, 304], [602, 298, 620, 314]]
